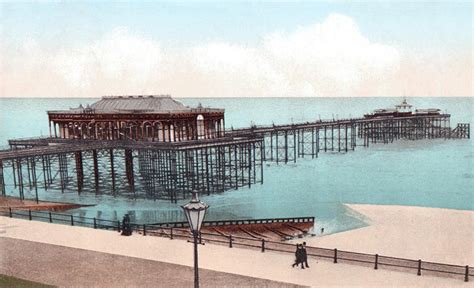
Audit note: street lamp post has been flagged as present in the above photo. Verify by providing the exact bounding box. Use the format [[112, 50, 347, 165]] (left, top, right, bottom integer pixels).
[[181, 191, 209, 288]]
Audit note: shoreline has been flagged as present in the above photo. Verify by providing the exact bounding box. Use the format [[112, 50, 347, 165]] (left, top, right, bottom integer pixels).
[[346, 202, 474, 213]]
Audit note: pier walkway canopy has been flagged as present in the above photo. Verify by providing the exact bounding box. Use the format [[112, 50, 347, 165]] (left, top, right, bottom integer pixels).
[[47, 95, 225, 142]]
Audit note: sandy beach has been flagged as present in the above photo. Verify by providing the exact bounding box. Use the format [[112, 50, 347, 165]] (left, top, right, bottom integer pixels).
[[299, 204, 474, 266], [1, 203, 472, 287]]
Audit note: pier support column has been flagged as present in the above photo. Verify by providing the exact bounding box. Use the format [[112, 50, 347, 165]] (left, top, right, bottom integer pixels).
[[0, 160, 5, 196], [338, 125, 341, 152], [125, 149, 135, 193], [251, 143, 256, 185], [315, 128, 320, 157], [324, 126, 327, 152], [58, 154, 68, 193], [170, 150, 178, 202], [345, 124, 348, 152], [92, 150, 99, 193], [260, 142, 264, 184], [248, 144, 253, 187], [293, 130, 296, 163], [110, 149, 116, 195], [331, 125, 335, 151], [26, 158, 32, 190], [352, 124, 356, 150], [75, 151, 83, 193], [367, 123, 370, 147], [275, 133, 279, 164], [45, 155, 52, 186], [204, 148, 210, 194], [30, 158, 38, 203], [233, 145, 238, 189], [269, 132, 273, 161], [41, 156, 47, 190], [12, 161, 17, 188], [16, 159, 24, 200]]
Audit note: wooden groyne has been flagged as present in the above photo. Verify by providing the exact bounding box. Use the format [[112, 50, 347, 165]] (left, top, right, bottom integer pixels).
[[148, 217, 315, 241]]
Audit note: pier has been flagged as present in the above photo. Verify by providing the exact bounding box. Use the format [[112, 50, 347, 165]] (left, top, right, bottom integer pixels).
[[0, 97, 470, 202], [228, 114, 469, 163]]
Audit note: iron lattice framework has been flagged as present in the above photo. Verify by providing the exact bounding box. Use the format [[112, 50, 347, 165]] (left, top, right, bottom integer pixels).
[[1, 139, 264, 203]]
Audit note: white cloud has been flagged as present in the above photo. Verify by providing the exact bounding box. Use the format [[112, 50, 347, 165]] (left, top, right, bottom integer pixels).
[[52, 27, 163, 94], [187, 13, 401, 97], [2, 13, 469, 97]]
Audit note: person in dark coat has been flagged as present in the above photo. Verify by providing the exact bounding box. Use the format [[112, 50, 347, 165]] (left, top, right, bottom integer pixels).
[[292, 244, 300, 268], [292, 244, 305, 269], [302, 242, 309, 268], [121, 214, 132, 236]]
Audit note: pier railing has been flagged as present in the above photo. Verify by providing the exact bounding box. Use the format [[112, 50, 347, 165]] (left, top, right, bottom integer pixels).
[[2, 209, 472, 282]]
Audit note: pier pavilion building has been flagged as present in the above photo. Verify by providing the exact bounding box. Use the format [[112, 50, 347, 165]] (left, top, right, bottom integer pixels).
[[47, 95, 225, 142]]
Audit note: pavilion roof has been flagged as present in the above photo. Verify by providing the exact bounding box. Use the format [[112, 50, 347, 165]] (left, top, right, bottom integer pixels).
[[48, 95, 224, 114], [91, 95, 190, 112]]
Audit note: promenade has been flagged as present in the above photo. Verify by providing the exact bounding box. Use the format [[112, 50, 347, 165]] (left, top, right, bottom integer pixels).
[[1, 204, 472, 287], [1, 238, 297, 287]]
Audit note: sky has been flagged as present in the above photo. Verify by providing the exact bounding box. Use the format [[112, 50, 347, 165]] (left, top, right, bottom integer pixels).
[[0, 1, 472, 98]]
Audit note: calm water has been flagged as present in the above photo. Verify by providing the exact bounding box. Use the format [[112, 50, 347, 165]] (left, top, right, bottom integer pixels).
[[0, 97, 472, 234]]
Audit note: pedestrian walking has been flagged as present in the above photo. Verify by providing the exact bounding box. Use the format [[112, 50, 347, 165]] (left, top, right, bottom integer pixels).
[[292, 244, 305, 269], [302, 242, 309, 268]]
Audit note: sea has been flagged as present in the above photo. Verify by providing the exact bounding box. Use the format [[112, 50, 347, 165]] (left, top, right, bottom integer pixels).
[[0, 97, 472, 234]]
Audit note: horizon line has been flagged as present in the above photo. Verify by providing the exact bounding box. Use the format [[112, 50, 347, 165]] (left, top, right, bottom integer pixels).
[[1, 95, 473, 99]]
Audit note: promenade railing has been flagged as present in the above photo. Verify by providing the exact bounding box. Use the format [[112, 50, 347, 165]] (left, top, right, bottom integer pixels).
[[2, 208, 472, 282]]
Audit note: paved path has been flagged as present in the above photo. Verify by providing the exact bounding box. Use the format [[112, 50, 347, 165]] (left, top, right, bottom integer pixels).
[[0, 238, 301, 288]]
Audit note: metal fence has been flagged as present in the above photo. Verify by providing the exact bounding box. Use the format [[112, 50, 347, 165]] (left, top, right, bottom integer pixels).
[[3, 209, 472, 282], [4, 208, 121, 231]]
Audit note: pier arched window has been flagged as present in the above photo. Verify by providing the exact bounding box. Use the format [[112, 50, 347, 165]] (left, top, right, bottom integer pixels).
[[197, 114, 205, 140], [170, 123, 175, 142], [87, 123, 95, 139], [79, 123, 88, 139], [66, 122, 73, 139], [153, 122, 162, 141], [117, 121, 127, 140], [129, 122, 139, 140], [143, 121, 153, 141]]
